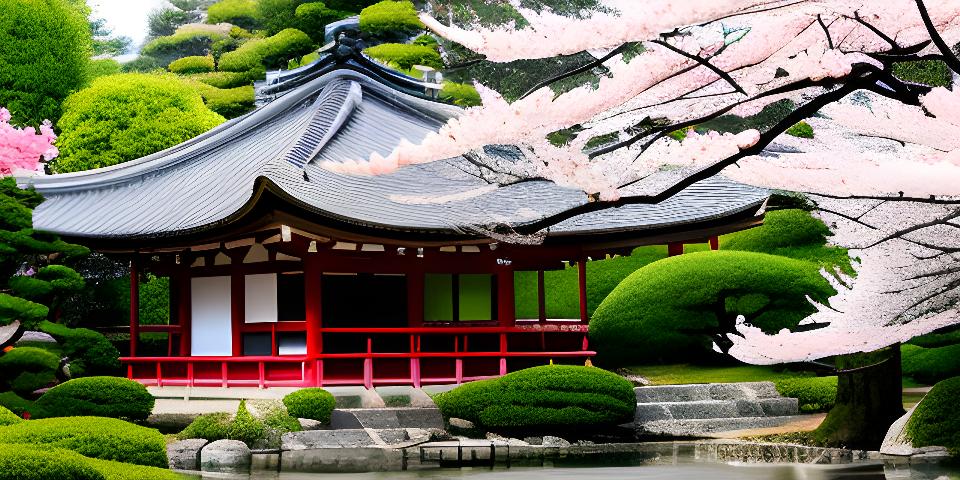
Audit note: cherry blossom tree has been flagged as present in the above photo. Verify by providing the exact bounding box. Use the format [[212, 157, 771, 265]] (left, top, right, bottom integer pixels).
[[323, 0, 960, 447], [0, 107, 58, 176]]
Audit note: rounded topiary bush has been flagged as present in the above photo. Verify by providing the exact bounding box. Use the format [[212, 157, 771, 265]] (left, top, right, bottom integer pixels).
[[34, 376, 154, 421], [433, 365, 635, 435], [363, 43, 443, 70], [207, 0, 263, 30], [906, 376, 960, 454], [0, 416, 168, 467], [178, 412, 232, 441], [218, 28, 314, 72], [0, 405, 21, 426], [775, 376, 837, 413], [38, 321, 120, 377], [0, 444, 103, 480], [283, 388, 335, 423], [169, 55, 215, 74], [901, 343, 960, 385], [589, 250, 835, 366], [0, 346, 59, 397], [359, 1, 423, 37]]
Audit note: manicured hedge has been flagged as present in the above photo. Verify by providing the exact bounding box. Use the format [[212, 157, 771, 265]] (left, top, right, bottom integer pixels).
[[283, 388, 336, 423], [359, 1, 423, 37], [439, 82, 481, 107], [169, 55, 215, 74], [433, 365, 635, 434], [0, 444, 103, 480], [774, 376, 837, 413], [188, 69, 263, 89], [906, 376, 960, 454], [786, 121, 814, 138], [0, 347, 59, 397], [0, 392, 37, 417], [87, 59, 122, 83], [0, 406, 21, 426], [141, 30, 227, 65], [178, 400, 266, 446], [0, 445, 185, 480], [207, 0, 263, 30], [34, 376, 154, 421], [589, 250, 836, 366], [910, 329, 960, 349], [190, 83, 256, 119], [218, 28, 315, 72], [38, 321, 121, 376], [54, 73, 225, 173], [364, 43, 443, 70], [902, 344, 960, 385], [296, 2, 351, 42], [0, 417, 168, 467]]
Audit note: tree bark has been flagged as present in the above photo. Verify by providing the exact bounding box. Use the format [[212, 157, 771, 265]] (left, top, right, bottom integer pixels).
[[814, 344, 904, 450]]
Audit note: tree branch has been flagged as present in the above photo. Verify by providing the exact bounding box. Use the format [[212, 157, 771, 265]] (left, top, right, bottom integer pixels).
[[652, 40, 747, 96], [914, 0, 960, 73]]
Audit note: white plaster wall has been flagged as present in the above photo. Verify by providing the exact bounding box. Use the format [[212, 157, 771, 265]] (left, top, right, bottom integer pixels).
[[245, 273, 278, 324], [191, 276, 232, 356]]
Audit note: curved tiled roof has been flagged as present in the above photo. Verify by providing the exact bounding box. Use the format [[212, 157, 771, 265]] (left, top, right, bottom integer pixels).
[[17, 53, 768, 245]]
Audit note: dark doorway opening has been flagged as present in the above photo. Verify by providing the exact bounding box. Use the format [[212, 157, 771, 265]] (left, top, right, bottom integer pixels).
[[321, 274, 408, 328]]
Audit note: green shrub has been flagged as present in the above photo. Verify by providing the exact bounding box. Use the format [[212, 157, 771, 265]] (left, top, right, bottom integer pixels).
[[0, 444, 103, 480], [325, 0, 377, 11], [229, 400, 266, 445], [0, 445, 184, 480], [189, 83, 256, 118], [775, 376, 837, 413], [902, 344, 960, 385], [169, 55, 215, 74], [910, 329, 960, 349], [207, 0, 263, 30], [364, 43, 442, 70], [722, 209, 852, 272], [359, 1, 423, 37], [590, 251, 836, 366], [177, 412, 232, 441], [262, 404, 302, 432], [283, 388, 336, 423], [34, 376, 154, 421], [53, 73, 225, 173], [121, 55, 166, 73], [412, 33, 438, 47], [87, 59, 122, 84], [219, 28, 315, 72], [0, 416, 168, 467], [439, 82, 481, 107], [38, 321, 121, 376], [0, 347, 59, 397], [295, 2, 351, 42], [0, 0, 91, 126], [141, 30, 228, 65], [786, 121, 814, 138], [0, 392, 37, 417], [188, 69, 262, 88], [259, 0, 308, 35], [289, 51, 321, 68], [906, 376, 960, 454], [434, 365, 635, 434], [0, 406, 21, 426]]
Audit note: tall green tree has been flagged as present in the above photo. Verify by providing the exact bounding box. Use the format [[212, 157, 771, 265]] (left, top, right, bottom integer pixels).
[[0, 0, 92, 126]]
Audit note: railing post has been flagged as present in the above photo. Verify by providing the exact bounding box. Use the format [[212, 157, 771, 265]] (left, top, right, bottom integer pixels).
[[187, 362, 194, 387], [364, 337, 373, 389], [709, 236, 720, 250], [258, 361, 265, 389], [221, 362, 228, 388]]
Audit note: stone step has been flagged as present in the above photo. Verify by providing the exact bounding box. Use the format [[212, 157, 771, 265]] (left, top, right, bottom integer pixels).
[[634, 381, 781, 403], [332, 408, 444, 430], [634, 397, 799, 422], [634, 415, 808, 437]]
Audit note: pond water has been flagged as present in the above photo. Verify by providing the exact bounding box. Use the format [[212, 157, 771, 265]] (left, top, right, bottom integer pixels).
[[204, 461, 960, 480]]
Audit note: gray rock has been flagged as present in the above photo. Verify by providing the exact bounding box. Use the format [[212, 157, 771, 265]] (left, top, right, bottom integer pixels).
[[485, 433, 528, 446], [200, 439, 250, 473], [542, 436, 571, 448], [375, 428, 410, 445], [15, 330, 56, 344], [299, 418, 324, 430], [396, 408, 444, 429], [448, 417, 475, 430], [168, 439, 208, 471], [523, 436, 543, 445], [330, 410, 363, 429], [282, 429, 376, 450], [351, 409, 400, 429], [881, 404, 921, 456]]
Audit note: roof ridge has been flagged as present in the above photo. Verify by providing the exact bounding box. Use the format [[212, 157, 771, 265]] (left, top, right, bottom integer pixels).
[[281, 80, 362, 170]]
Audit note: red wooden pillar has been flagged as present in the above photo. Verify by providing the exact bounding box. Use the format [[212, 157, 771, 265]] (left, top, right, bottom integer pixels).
[[129, 258, 140, 357], [577, 258, 588, 324], [668, 242, 684, 256], [177, 262, 192, 356], [305, 256, 323, 358], [537, 270, 546, 323], [709, 236, 720, 251], [230, 262, 244, 357], [496, 266, 515, 327], [407, 267, 424, 387]]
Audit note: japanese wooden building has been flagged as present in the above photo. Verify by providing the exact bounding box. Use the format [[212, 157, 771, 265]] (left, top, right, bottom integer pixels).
[[17, 40, 768, 388]]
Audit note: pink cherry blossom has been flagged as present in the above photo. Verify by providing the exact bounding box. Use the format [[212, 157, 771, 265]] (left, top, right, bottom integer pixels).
[[0, 107, 58, 176]]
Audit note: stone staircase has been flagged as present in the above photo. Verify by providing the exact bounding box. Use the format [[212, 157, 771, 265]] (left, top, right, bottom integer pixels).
[[633, 381, 803, 437]]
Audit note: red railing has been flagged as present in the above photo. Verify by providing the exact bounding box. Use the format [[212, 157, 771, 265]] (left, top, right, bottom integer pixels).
[[122, 324, 593, 388]]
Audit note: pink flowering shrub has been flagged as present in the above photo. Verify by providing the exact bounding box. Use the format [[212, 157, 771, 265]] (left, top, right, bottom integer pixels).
[[0, 108, 58, 176]]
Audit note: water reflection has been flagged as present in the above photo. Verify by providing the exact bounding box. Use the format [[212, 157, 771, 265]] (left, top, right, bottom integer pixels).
[[199, 462, 960, 480]]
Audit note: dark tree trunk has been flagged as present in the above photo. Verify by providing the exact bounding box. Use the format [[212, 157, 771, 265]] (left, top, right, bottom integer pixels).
[[815, 344, 904, 450]]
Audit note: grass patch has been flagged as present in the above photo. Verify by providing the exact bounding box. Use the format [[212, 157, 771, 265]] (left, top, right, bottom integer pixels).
[[627, 363, 815, 385]]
